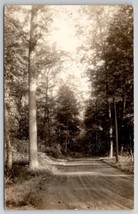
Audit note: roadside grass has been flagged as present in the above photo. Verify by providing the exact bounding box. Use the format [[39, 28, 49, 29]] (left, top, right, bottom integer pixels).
[[5, 162, 52, 210], [102, 155, 134, 174], [5, 138, 66, 210], [5, 139, 54, 210]]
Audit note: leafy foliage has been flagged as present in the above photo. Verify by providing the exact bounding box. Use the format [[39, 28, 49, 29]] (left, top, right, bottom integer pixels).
[[82, 5, 133, 156], [55, 84, 80, 152]]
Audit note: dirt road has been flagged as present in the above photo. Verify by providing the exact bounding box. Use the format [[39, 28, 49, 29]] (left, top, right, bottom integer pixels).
[[37, 158, 134, 210]]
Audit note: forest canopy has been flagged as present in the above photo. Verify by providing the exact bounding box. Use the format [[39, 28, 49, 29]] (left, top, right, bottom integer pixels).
[[4, 5, 133, 170]]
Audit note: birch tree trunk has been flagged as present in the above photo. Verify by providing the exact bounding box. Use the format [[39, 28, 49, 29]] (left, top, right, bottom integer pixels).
[[29, 7, 38, 170], [108, 99, 113, 158], [114, 98, 119, 163], [120, 96, 126, 156], [43, 84, 50, 144], [5, 103, 12, 170]]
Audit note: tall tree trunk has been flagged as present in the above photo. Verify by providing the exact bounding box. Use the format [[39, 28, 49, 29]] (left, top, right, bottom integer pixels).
[[108, 99, 113, 158], [95, 131, 98, 154], [95, 98, 98, 151], [129, 133, 134, 162], [65, 121, 68, 154], [43, 84, 50, 145], [120, 96, 126, 156], [114, 98, 119, 163], [120, 145, 124, 156], [29, 7, 38, 170], [105, 71, 113, 158], [5, 103, 12, 170], [65, 138, 68, 154]]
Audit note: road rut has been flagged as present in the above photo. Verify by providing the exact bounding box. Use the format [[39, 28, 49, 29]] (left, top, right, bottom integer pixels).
[[37, 158, 134, 210]]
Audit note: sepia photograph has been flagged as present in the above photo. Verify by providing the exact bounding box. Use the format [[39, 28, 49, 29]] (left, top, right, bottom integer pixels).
[[4, 5, 134, 210]]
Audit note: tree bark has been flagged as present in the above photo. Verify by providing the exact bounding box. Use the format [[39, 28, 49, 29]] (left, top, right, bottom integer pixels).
[[120, 96, 126, 156], [5, 103, 12, 170], [65, 121, 68, 154], [29, 7, 38, 170], [129, 133, 134, 162], [114, 98, 119, 163], [43, 83, 50, 145], [108, 99, 113, 158], [120, 145, 124, 156], [65, 138, 68, 154]]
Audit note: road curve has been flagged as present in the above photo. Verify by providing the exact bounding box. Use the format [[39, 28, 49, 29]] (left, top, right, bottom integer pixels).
[[38, 158, 134, 210]]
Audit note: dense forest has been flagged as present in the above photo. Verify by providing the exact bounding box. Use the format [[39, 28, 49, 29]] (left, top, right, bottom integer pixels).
[[4, 5, 133, 172]]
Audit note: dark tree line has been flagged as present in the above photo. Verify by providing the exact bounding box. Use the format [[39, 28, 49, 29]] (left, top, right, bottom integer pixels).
[[81, 6, 133, 160]]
